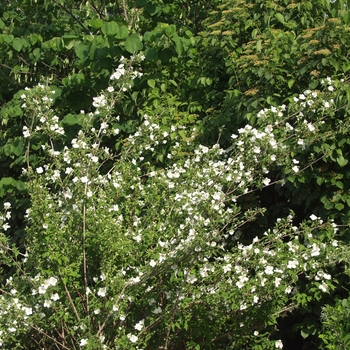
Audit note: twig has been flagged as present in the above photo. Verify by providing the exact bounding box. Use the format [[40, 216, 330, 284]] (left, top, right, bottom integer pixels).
[[53, 0, 90, 34], [58, 267, 81, 322], [82, 182, 89, 316], [29, 325, 71, 350], [122, 0, 129, 23]]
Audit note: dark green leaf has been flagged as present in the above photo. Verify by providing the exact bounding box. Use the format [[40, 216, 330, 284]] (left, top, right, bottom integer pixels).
[[101, 21, 119, 37], [12, 38, 23, 52], [125, 33, 143, 53]]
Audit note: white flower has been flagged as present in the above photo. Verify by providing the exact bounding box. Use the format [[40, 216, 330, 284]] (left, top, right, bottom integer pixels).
[[3, 202, 11, 210], [287, 260, 298, 269], [100, 122, 108, 130], [310, 244, 320, 257], [65, 167, 73, 174], [149, 260, 157, 267], [319, 282, 328, 292], [23, 307, 33, 316], [275, 340, 283, 349], [128, 334, 138, 343], [262, 178, 271, 186], [36, 167, 44, 174], [2, 223, 10, 231], [307, 123, 315, 132], [23, 126, 30, 138], [223, 264, 232, 273], [97, 288, 106, 297], [285, 286, 292, 294], [323, 273, 331, 280], [265, 266, 274, 275], [38, 285, 46, 294], [51, 293, 60, 301], [134, 319, 144, 331], [47, 277, 58, 286], [80, 339, 88, 346], [152, 306, 162, 314], [240, 303, 247, 310], [107, 86, 114, 92], [309, 214, 318, 221], [236, 280, 245, 289], [43, 300, 52, 308]]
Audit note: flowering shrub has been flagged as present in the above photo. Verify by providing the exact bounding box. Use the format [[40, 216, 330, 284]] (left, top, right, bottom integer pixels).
[[0, 57, 350, 349]]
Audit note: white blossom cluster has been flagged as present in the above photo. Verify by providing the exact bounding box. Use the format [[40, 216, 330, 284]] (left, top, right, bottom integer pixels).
[[1, 66, 348, 349]]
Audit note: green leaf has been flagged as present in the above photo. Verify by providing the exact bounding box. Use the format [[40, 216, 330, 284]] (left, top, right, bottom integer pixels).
[[16, 181, 26, 191], [29, 33, 39, 45], [165, 25, 176, 37], [135, 0, 147, 5], [75, 43, 90, 60], [335, 181, 344, 189], [300, 330, 309, 339], [275, 13, 285, 24], [147, 79, 156, 88], [12, 38, 23, 52], [63, 114, 82, 126], [337, 156, 348, 167], [145, 47, 158, 61], [252, 28, 258, 38], [33, 48, 41, 61], [101, 21, 119, 37], [1, 177, 15, 186], [288, 79, 295, 88], [335, 203, 345, 211], [125, 33, 143, 53], [116, 25, 128, 40], [256, 39, 262, 52], [89, 19, 103, 29]]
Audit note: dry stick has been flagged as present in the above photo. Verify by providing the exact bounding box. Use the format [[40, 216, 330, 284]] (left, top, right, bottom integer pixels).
[[164, 291, 181, 349], [58, 267, 81, 322], [97, 283, 128, 336], [122, 0, 129, 22], [82, 182, 89, 316], [30, 325, 71, 350]]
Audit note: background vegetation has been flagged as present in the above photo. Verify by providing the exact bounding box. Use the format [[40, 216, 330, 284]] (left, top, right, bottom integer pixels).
[[1, 0, 350, 349]]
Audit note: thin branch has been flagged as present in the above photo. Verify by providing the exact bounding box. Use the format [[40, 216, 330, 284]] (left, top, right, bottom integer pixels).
[[58, 267, 81, 322], [122, 0, 129, 23], [29, 325, 71, 350], [97, 283, 128, 336], [82, 182, 89, 316], [53, 0, 90, 34], [89, 0, 105, 18]]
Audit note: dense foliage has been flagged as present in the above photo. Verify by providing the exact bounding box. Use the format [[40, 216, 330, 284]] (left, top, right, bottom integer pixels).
[[1, 0, 350, 349]]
